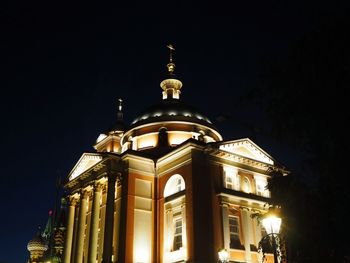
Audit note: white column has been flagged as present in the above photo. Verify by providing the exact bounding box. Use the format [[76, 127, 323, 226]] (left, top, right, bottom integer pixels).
[[102, 174, 117, 263], [75, 190, 89, 263], [241, 207, 252, 263], [88, 183, 102, 263], [221, 203, 230, 250], [113, 182, 121, 261], [255, 218, 263, 262], [63, 196, 77, 263]]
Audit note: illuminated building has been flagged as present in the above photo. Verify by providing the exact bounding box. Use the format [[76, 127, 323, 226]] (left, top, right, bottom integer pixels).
[[28, 45, 286, 263]]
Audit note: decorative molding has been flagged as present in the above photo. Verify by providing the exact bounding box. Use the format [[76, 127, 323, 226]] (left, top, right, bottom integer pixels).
[[239, 206, 250, 211], [219, 201, 230, 208], [217, 192, 267, 210], [217, 138, 274, 165], [68, 153, 103, 181], [68, 196, 78, 206], [93, 182, 103, 192], [80, 189, 89, 199], [211, 149, 272, 171]]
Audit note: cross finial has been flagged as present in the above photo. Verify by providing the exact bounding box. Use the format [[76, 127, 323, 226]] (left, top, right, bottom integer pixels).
[[166, 44, 176, 74], [118, 98, 123, 112], [167, 44, 175, 62]]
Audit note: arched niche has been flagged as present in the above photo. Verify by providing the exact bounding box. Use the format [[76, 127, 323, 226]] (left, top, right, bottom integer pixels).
[[242, 176, 251, 193], [164, 174, 186, 198]]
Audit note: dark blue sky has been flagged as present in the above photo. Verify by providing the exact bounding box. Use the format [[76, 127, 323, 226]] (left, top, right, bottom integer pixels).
[[2, 1, 348, 262]]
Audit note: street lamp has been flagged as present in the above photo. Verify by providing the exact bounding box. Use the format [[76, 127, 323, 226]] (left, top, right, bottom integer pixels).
[[261, 207, 282, 263], [218, 248, 229, 263]]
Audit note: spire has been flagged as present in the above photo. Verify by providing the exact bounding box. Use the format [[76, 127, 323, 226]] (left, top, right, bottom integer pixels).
[[160, 44, 183, 100], [51, 198, 66, 261], [55, 198, 67, 228], [42, 210, 53, 240], [117, 98, 123, 121], [166, 44, 176, 75], [107, 98, 125, 134]]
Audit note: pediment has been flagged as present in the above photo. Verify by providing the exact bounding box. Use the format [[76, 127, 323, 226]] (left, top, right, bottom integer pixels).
[[218, 138, 274, 165], [68, 153, 103, 181]]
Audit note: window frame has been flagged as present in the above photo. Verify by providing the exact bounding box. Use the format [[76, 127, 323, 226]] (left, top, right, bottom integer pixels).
[[172, 217, 183, 251], [229, 215, 243, 249]]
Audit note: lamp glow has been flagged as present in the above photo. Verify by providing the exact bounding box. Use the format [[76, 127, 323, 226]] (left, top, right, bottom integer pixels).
[[261, 207, 282, 263], [218, 249, 229, 262], [261, 214, 281, 235]]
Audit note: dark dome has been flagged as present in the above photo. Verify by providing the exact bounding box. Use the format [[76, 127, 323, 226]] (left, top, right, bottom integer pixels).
[[129, 99, 216, 129], [107, 120, 126, 134]]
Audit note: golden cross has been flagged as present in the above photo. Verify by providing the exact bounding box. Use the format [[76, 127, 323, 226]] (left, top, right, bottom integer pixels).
[[167, 44, 175, 62]]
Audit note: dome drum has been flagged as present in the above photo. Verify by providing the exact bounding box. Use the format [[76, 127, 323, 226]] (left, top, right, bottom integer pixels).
[[121, 121, 222, 151]]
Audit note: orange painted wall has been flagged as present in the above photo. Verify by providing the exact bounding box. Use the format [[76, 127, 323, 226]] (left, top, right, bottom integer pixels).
[[211, 163, 224, 255], [124, 171, 155, 262]]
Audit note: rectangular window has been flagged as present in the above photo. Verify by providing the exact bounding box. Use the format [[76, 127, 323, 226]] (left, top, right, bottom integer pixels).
[[173, 218, 183, 251], [255, 179, 269, 197], [229, 216, 242, 249], [257, 184, 263, 196], [226, 174, 233, 189], [224, 167, 239, 190]]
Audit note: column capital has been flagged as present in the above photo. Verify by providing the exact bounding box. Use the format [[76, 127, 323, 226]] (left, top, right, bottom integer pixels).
[[80, 189, 89, 199], [107, 172, 117, 182], [117, 173, 123, 184], [251, 208, 261, 214], [107, 171, 123, 185], [93, 181, 103, 192], [239, 206, 250, 211], [68, 196, 78, 206], [220, 201, 230, 208], [218, 196, 230, 207]]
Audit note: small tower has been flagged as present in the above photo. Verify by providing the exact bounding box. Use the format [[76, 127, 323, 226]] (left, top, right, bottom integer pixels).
[[42, 210, 53, 240], [52, 198, 67, 262], [27, 230, 48, 263], [94, 98, 126, 153]]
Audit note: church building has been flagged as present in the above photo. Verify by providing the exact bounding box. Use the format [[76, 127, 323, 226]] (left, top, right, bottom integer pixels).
[[27, 45, 286, 263]]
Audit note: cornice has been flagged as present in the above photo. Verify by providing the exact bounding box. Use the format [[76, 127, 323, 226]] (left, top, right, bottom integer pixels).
[[209, 148, 274, 172], [64, 155, 123, 191], [157, 158, 192, 178], [217, 189, 269, 210], [157, 140, 203, 165]]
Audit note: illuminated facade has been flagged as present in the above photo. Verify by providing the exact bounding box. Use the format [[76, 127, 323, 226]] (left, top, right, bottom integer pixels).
[[29, 45, 286, 263]]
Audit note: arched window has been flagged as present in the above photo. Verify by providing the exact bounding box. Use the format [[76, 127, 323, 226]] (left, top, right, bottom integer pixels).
[[164, 174, 185, 198], [163, 174, 187, 262]]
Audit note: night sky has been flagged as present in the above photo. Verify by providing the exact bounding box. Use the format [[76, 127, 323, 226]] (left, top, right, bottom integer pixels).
[[2, 1, 349, 262]]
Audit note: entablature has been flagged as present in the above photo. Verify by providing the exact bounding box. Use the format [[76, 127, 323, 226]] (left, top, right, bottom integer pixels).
[[121, 153, 155, 177], [209, 148, 273, 173], [157, 141, 203, 177], [216, 138, 275, 165], [217, 189, 269, 211], [65, 153, 124, 192]]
